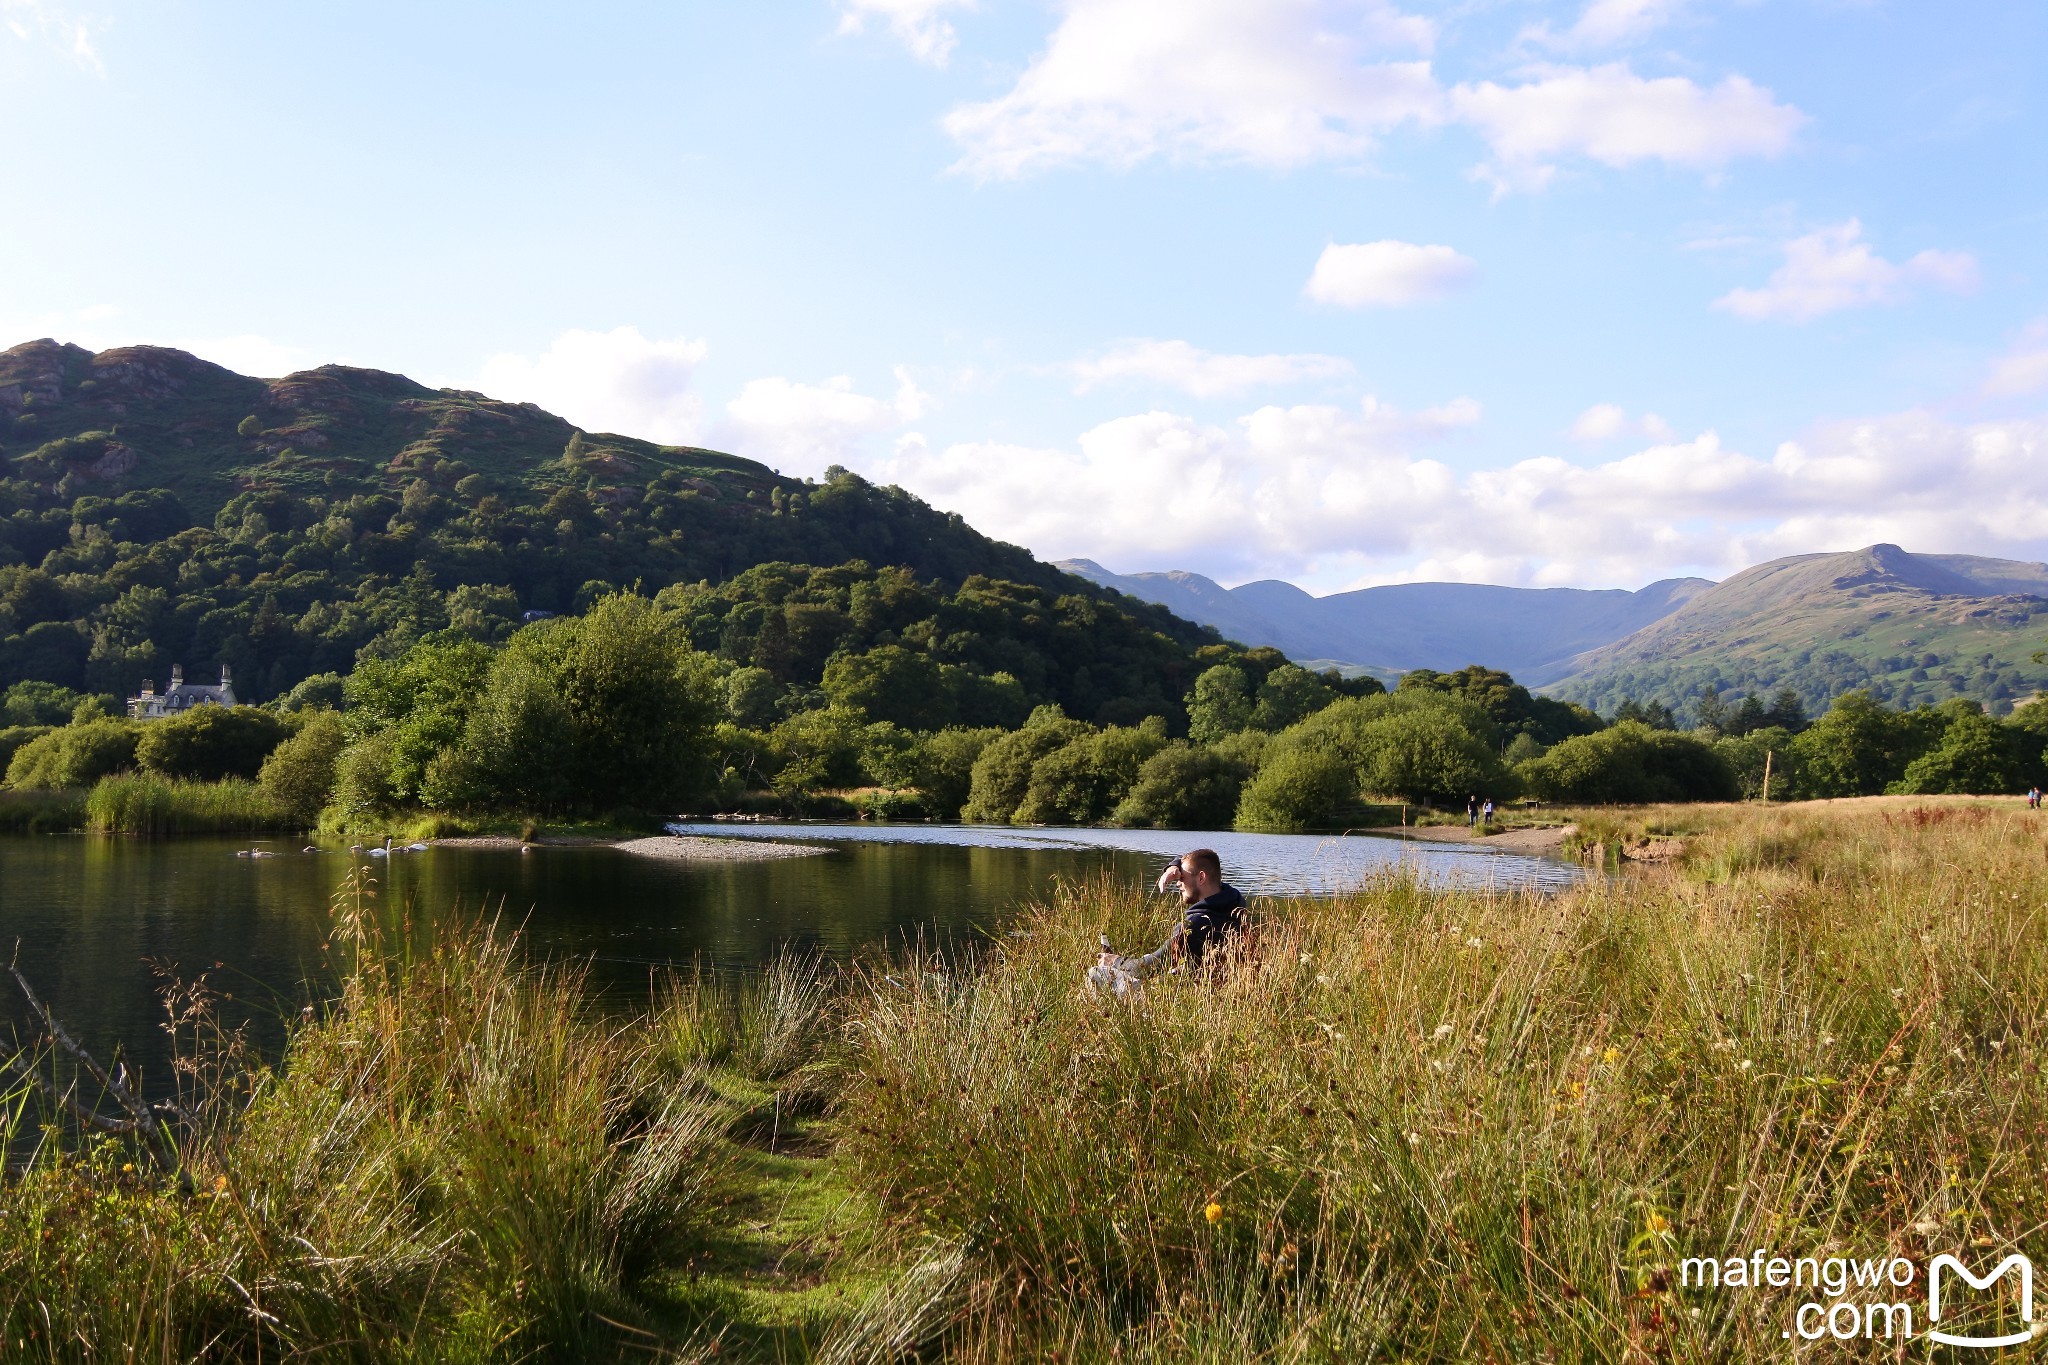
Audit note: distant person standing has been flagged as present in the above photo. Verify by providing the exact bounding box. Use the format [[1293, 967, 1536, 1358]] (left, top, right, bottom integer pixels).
[[2030, 787, 2042, 810], [1482, 797, 1496, 824], [1466, 795, 1479, 827]]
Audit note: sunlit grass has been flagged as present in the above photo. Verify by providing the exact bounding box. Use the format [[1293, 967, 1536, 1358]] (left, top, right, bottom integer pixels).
[[7, 799, 2045, 1358]]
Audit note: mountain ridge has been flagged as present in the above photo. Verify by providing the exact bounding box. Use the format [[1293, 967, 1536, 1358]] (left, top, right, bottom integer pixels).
[[1058, 558, 1714, 683]]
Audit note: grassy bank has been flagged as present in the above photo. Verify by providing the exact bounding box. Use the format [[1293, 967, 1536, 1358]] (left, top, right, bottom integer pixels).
[[6, 800, 2046, 1358]]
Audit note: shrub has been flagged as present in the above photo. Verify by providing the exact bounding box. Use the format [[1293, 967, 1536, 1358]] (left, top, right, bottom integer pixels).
[[1110, 742, 1247, 830], [1233, 745, 1356, 832], [258, 710, 350, 825], [1891, 711, 2038, 795], [0, 723, 54, 773], [1014, 721, 1168, 825], [136, 706, 289, 782], [961, 711, 1089, 824], [1518, 721, 1737, 803], [913, 726, 1004, 819], [4, 718, 139, 789]]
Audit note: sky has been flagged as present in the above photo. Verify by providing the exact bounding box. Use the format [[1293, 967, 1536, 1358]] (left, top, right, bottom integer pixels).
[[3, 0, 2045, 594]]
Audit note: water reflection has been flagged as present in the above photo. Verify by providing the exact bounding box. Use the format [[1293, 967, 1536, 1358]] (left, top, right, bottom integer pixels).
[[0, 826, 1576, 1105]]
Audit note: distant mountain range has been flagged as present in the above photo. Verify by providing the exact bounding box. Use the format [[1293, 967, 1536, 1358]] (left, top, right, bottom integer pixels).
[[1058, 560, 1713, 684], [1063, 545, 2048, 715]]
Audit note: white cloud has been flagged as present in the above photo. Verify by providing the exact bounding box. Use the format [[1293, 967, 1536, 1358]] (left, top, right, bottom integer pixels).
[[2, 0, 105, 72], [720, 367, 930, 476], [1304, 241, 1476, 308], [837, 0, 972, 67], [870, 391, 2048, 591], [1450, 63, 1804, 192], [942, 0, 1441, 179], [1070, 338, 1352, 397], [1522, 0, 1686, 52], [1982, 322, 2048, 397], [1713, 219, 1978, 322], [1570, 403, 1672, 441], [475, 326, 709, 445]]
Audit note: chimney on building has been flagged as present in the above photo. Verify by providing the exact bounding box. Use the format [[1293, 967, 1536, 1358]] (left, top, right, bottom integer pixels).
[[220, 663, 232, 686], [170, 664, 184, 688]]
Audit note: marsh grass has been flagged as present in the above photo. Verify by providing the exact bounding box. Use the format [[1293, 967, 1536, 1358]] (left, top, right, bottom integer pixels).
[[837, 800, 2048, 1359], [83, 772, 284, 835], [0, 787, 85, 833], [0, 869, 850, 1362], [9, 798, 2048, 1360]]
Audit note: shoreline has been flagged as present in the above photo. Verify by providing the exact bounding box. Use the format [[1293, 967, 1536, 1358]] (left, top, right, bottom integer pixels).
[[1361, 822, 1578, 854], [428, 832, 832, 861]]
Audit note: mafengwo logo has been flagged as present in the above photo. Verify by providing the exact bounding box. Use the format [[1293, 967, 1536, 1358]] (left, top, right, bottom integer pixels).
[[1678, 1248, 2037, 1346], [1929, 1254, 2034, 1350]]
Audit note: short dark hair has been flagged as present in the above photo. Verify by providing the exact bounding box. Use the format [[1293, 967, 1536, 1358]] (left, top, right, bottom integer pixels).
[[1181, 848, 1220, 879]]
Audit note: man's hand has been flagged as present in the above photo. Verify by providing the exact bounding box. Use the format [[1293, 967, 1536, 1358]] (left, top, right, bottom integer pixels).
[[1156, 860, 1183, 895]]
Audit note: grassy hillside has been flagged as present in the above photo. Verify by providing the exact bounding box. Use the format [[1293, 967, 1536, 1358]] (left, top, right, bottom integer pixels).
[[0, 340, 1222, 714], [1547, 543, 2048, 717]]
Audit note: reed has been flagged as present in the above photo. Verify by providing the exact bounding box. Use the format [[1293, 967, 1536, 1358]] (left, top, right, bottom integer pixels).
[[82, 772, 285, 836], [0, 787, 85, 833]]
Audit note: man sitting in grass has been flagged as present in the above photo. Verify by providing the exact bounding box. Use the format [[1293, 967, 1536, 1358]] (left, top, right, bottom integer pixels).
[[1088, 848, 1247, 997]]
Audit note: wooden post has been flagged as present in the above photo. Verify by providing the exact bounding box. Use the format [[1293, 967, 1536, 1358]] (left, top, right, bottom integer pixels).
[[1761, 749, 1773, 804]]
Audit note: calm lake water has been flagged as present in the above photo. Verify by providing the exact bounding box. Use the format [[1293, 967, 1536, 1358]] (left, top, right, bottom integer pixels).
[[0, 825, 1576, 1107]]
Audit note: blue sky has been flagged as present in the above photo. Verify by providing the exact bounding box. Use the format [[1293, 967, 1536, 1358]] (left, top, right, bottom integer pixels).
[[4, 0, 2045, 592]]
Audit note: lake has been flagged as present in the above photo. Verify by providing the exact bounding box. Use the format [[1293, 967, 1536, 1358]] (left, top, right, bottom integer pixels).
[[0, 825, 1577, 1107]]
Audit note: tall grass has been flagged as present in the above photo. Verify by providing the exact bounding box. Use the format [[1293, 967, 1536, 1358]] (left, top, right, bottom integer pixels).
[[0, 870, 841, 1361], [837, 801, 2048, 1359], [7, 799, 2045, 1359], [83, 772, 286, 835], [0, 787, 85, 833]]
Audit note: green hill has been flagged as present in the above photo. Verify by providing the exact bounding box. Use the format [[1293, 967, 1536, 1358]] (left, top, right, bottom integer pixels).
[[1545, 544, 2048, 717], [0, 339, 1225, 718]]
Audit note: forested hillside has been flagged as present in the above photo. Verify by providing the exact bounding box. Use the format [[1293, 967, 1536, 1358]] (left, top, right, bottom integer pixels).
[[0, 340, 1219, 715]]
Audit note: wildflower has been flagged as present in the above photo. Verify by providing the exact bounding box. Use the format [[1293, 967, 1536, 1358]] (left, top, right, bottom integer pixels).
[[1602, 1047, 1622, 1066], [1433, 1023, 1455, 1041], [1204, 1202, 1224, 1224], [1737, 1059, 1753, 1071], [213, 1175, 229, 1194], [1405, 1130, 1422, 1145], [121, 1163, 134, 1175], [1647, 1213, 1670, 1233], [1315, 974, 1331, 987], [1447, 925, 1463, 936], [1891, 987, 1906, 999], [1568, 1081, 1586, 1100], [1465, 937, 1484, 950], [1298, 951, 1314, 965]]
